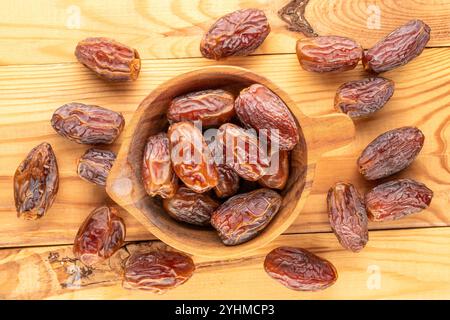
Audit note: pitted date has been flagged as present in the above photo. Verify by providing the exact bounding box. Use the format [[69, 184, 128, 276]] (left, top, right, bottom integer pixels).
[[51, 102, 125, 145], [335, 77, 395, 118], [327, 182, 368, 252], [75, 37, 141, 81], [365, 179, 433, 221], [200, 9, 271, 60], [211, 188, 282, 245], [123, 250, 195, 293], [14, 142, 59, 220], [73, 206, 126, 266], [216, 123, 269, 181], [168, 122, 218, 193], [214, 165, 240, 198], [358, 127, 424, 180], [296, 36, 363, 73], [235, 84, 299, 151], [77, 148, 116, 186], [264, 247, 337, 291], [168, 89, 235, 127], [259, 150, 289, 190], [363, 20, 431, 73], [142, 133, 178, 198], [162, 186, 219, 226]]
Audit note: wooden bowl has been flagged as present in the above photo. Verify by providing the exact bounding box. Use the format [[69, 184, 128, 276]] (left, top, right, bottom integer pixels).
[[106, 66, 355, 258]]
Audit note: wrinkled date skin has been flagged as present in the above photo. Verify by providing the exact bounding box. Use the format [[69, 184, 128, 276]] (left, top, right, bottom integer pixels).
[[123, 250, 195, 293], [211, 188, 282, 245], [75, 37, 141, 81], [77, 148, 116, 186], [142, 133, 178, 198], [168, 122, 218, 193], [73, 206, 126, 266], [327, 182, 368, 252], [200, 9, 271, 60], [214, 165, 240, 198], [363, 20, 431, 73], [51, 102, 125, 145], [365, 179, 433, 221], [264, 247, 338, 291], [259, 150, 289, 190], [358, 127, 424, 180], [216, 123, 269, 181], [335, 77, 395, 118], [168, 89, 235, 127], [14, 142, 59, 220], [296, 36, 363, 73], [162, 186, 220, 226], [235, 84, 299, 151]]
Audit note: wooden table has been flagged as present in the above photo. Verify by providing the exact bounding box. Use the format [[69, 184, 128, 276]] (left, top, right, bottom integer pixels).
[[0, 0, 449, 300]]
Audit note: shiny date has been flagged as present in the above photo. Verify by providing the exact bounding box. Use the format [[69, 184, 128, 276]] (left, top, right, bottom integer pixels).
[[77, 148, 116, 186]]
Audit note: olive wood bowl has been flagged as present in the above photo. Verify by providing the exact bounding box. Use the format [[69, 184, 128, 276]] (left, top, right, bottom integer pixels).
[[106, 66, 355, 258]]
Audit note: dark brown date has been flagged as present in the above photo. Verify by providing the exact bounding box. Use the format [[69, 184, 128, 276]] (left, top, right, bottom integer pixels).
[[264, 247, 337, 291], [363, 20, 431, 73], [214, 165, 240, 198], [216, 123, 269, 181], [365, 179, 433, 221], [14, 142, 59, 220], [358, 127, 424, 180], [75, 37, 141, 81], [259, 150, 289, 190], [200, 9, 271, 60], [167, 89, 235, 127], [142, 133, 178, 198], [168, 122, 218, 193], [211, 188, 282, 245], [335, 77, 395, 118], [162, 186, 219, 226], [51, 102, 125, 145], [327, 182, 368, 252], [73, 206, 125, 266], [77, 148, 116, 186], [123, 250, 195, 293], [235, 84, 299, 151], [296, 36, 363, 73]]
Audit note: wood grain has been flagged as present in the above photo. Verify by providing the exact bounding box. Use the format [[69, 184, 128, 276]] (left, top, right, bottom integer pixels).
[[1, 227, 449, 299], [0, 49, 448, 248], [0, 0, 449, 65]]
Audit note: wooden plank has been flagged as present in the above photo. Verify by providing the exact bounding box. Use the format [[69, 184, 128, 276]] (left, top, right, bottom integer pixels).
[[0, 227, 449, 299], [0, 49, 448, 248], [0, 0, 449, 65]]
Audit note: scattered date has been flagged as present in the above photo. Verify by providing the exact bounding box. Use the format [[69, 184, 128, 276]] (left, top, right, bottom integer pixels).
[[77, 148, 116, 186], [365, 179, 433, 221], [264, 247, 338, 291]]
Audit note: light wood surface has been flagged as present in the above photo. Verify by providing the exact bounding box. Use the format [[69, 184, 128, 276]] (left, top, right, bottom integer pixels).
[[0, 0, 449, 65], [1, 227, 449, 300]]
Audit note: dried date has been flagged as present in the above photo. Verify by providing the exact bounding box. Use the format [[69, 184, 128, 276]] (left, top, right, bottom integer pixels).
[[327, 182, 368, 252], [75, 37, 141, 81], [264, 247, 337, 291], [123, 250, 195, 293], [335, 77, 395, 118], [216, 123, 269, 181], [365, 179, 433, 221], [358, 127, 424, 180], [168, 89, 235, 127], [259, 150, 289, 190], [296, 36, 363, 73], [77, 148, 116, 186], [168, 122, 218, 193], [211, 188, 282, 245], [235, 84, 299, 151], [73, 206, 126, 266], [51, 102, 125, 145], [214, 165, 240, 198], [14, 142, 59, 220], [200, 9, 271, 60], [142, 133, 178, 198], [363, 20, 431, 73], [162, 186, 219, 226]]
